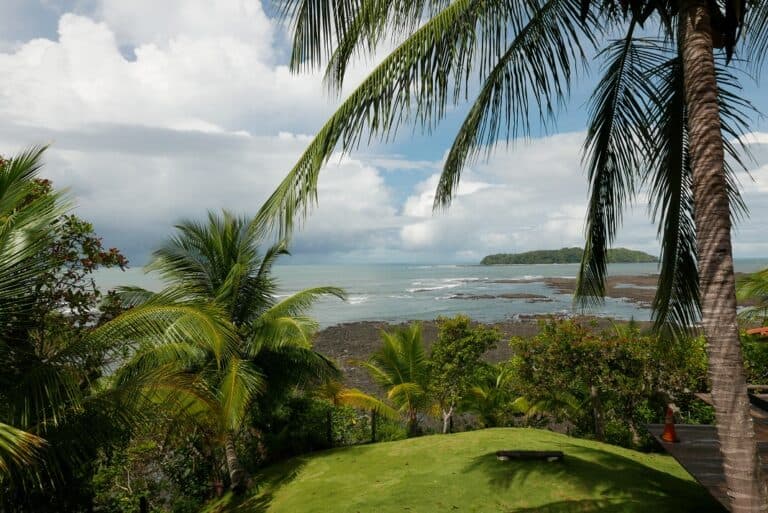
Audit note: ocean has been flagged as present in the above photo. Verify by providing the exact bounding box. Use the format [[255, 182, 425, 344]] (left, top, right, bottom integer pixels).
[[93, 259, 768, 328]]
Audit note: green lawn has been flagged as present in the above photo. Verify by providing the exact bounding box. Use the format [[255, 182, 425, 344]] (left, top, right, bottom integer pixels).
[[207, 428, 725, 513]]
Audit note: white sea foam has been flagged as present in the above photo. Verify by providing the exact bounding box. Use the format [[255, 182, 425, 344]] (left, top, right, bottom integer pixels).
[[406, 283, 462, 293], [347, 295, 369, 305]]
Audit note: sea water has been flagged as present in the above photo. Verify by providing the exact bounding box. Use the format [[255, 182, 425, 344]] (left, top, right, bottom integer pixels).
[[94, 259, 768, 328]]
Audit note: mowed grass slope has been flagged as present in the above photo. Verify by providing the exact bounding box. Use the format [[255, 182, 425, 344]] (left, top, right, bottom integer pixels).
[[210, 428, 724, 513]]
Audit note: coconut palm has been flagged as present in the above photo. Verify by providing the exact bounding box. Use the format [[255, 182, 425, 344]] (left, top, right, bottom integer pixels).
[[262, 1, 768, 508], [738, 268, 768, 324], [97, 211, 345, 493], [462, 365, 516, 428], [361, 323, 431, 436]]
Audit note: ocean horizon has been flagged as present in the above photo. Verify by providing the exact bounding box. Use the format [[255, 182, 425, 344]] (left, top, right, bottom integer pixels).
[[94, 259, 768, 328]]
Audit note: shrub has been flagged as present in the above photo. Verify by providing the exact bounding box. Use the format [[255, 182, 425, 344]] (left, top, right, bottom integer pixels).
[[508, 319, 709, 449]]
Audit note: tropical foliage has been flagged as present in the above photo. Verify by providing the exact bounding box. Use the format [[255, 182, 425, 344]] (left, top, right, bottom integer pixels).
[[461, 364, 517, 428], [428, 315, 500, 433], [0, 148, 134, 511], [362, 323, 431, 436], [96, 211, 346, 494], [738, 267, 768, 324], [266, 2, 768, 508], [508, 319, 710, 447]]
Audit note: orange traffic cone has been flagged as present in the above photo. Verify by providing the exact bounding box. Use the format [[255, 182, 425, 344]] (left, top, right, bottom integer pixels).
[[661, 406, 679, 443]]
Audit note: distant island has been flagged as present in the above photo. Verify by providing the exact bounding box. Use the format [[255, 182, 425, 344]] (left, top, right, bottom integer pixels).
[[481, 247, 658, 265]]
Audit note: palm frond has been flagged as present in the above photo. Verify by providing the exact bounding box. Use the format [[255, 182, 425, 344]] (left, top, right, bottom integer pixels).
[[742, 0, 768, 73], [257, 0, 577, 236], [0, 422, 46, 477], [0, 147, 68, 316], [217, 358, 265, 431], [644, 50, 755, 334], [277, 0, 364, 72], [575, 27, 662, 305], [737, 268, 768, 322], [259, 287, 346, 321], [435, 0, 596, 208], [90, 298, 239, 367]]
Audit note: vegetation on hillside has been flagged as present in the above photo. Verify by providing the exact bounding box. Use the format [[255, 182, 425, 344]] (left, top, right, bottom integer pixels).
[[266, 2, 768, 507], [481, 247, 658, 265], [210, 429, 723, 513]]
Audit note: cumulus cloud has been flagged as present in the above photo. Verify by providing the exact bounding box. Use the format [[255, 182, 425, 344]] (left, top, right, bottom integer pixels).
[[397, 133, 659, 261], [0, 2, 767, 265], [0, 7, 333, 134]]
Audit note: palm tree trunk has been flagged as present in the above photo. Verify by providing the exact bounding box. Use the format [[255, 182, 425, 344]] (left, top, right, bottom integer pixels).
[[224, 433, 247, 494], [407, 409, 419, 437], [681, 2, 767, 511]]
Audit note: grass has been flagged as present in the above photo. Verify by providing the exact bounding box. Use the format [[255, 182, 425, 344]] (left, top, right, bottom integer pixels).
[[205, 428, 725, 513]]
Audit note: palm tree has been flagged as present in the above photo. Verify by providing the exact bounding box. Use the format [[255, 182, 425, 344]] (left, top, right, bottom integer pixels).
[[738, 268, 768, 324], [577, 3, 766, 509], [0, 148, 60, 484], [463, 365, 516, 428], [362, 323, 431, 436], [97, 211, 345, 494], [261, 1, 768, 509], [0, 148, 141, 511]]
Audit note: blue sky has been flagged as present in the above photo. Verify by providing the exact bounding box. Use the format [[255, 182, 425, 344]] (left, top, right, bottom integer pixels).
[[2, 1, 768, 265]]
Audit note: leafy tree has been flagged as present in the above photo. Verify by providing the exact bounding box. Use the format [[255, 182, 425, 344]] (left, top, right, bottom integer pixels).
[[263, 1, 768, 507], [509, 319, 708, 445], [0, 148, 133, 511], [428, 315, 500, 433], [97, 211, 345, 494], [362, 323, 431, 436]]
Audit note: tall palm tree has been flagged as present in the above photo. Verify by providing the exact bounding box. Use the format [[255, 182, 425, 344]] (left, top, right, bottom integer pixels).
[[97, 211, 345, 493], [580, 3, 766, 511], [261, 1, 768, 509], [362, 323, 431, 436]]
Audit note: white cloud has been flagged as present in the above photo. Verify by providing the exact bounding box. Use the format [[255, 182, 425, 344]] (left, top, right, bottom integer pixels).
[[0, 8, 331, 134], [396, 133, 660, 260], [1, 3, 767, 265]]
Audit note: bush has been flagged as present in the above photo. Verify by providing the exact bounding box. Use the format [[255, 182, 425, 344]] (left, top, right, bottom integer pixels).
[[742, 333, 768, 384], [508, 319, 709, 450]]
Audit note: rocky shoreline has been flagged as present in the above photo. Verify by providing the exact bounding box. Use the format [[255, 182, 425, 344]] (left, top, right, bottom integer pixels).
[[312, 272, 756, 392], [313, 317, 634, 393]]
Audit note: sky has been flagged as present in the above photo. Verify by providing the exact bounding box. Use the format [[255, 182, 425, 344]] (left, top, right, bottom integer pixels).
[[2, 1, 768, 265]]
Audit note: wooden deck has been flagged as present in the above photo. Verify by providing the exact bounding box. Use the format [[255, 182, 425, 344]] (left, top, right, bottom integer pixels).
[[647, 391, 768, 511]]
